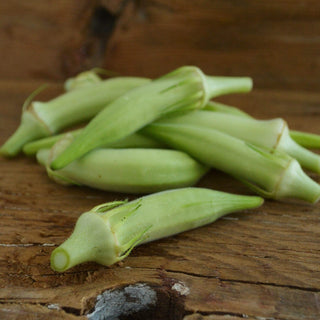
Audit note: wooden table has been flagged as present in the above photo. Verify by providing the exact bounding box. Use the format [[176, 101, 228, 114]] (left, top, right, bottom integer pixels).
[[1, 1, 320, 319]]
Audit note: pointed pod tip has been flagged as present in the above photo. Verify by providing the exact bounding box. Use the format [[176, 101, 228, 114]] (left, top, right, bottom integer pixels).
[[255, 197, 264, 208], [0, 144, 19, 157], [308, 185, 320, 204], [50, 157, 66, 171], [233, 194, 264, 212], [251, 195, 264, 208]]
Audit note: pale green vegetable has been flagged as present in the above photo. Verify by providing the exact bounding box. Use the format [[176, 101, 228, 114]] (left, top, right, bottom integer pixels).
[[289, 130, 320, 149], [63, 68, 121, 91], [0, 77, 150, 157], [36, 136, 208, 193], [50, 66, 252, 170], [26, 106, 320, 174], [50, 187, 263, 271], [206, 101, 320, 149], [23, 129, 83, 155], [23, 129, 165, 156], [22, 101, 247, 156], [63, 71, 320, 150], [204, 101, 252, 118], [64, 69, 104, 91], [162, 110, 320, 173], [143, 123, 320, 203]]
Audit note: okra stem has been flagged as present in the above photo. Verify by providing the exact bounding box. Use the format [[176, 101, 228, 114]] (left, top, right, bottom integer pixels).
[[205, 76, 252, 98], [51, 188, 263, 271], [289, 130, 320, 149], [277, 126, 320, 173]]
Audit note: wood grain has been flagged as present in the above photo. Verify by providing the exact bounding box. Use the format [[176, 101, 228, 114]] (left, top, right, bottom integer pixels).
[[1, 81, 320, 318], [0, 1, 96, 81], [103, 0, 320, 91], [1, 0, 320, 318], [0, 0, 319, 90]]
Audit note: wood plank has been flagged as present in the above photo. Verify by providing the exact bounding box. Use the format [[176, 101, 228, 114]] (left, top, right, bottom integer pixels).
[[0, 0, 95, 80], [0, 303, 81, 320], [1, 81, 320, 318], [1, 1, 320, 318], [1, 269, 320, 319], [183, 315, 256, 320], [1, 198, 319, 289], [103, 0, 320, 91], [0, 0, 320, 91]]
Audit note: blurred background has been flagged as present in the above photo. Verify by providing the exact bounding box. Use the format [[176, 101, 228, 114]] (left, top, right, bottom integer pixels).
[[1, 0, 319, 92]]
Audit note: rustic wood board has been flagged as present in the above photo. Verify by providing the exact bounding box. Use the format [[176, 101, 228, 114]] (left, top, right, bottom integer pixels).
[[1, 0, 320, 318], [0, 81, 320, 319], [1, 0, 320, 92]]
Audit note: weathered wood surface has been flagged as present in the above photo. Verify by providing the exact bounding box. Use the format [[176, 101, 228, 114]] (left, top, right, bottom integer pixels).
[[1, 0, 320, 319], [1, 82, 320, 319], [0, 0, 320, 91]]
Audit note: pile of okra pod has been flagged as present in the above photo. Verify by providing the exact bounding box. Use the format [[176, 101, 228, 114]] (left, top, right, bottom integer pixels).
[[2, 66, 320, 272]]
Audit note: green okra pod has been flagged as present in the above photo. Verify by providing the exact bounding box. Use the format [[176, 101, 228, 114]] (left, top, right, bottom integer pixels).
[[50, 187, 263, 271], [0, 77, 150, 156], [143, 123, 320, 203], [22, 101, 251, 156], [50, 66, 252, 170], [26, 106, 320, 174], [23, 129, 165, 156], [63, 71, 320, 150], [161, 110, 320, 173], [64, 69, 104, 91], [36, 136, 208, 193], [204, 101, 252, 118], [289, 130, 320, 149], [64, 68, 120, 91], [206, 101, 320, 149]]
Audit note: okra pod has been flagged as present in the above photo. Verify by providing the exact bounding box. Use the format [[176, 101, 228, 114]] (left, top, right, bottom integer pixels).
[[204, 101, 252, 118], [63, 71, 320, 150], [36, 138, 208, 193], [64, 69, 104, 91], [289, 130, 320, 149], [143, 123, 320, 203], [206, 101, 320, 149], [162, 110, 320, 173], [50, 187, 263, 271], [50, 66, 252, 170], [0, 77, 150, 156], [23, 129, 165, 156], [64, 68, 120, 91]]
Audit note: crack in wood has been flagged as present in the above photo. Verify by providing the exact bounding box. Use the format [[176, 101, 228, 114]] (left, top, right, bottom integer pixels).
[[166, 268, 320, 293], [184, 311, 285, 320], [123, 266, 320, 293], [0, 301, 82, 317], [0, 243, 56, 247], [4, 263, 320, 293], [184, 310, 251, 319], [60, 0, 132, 76]]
